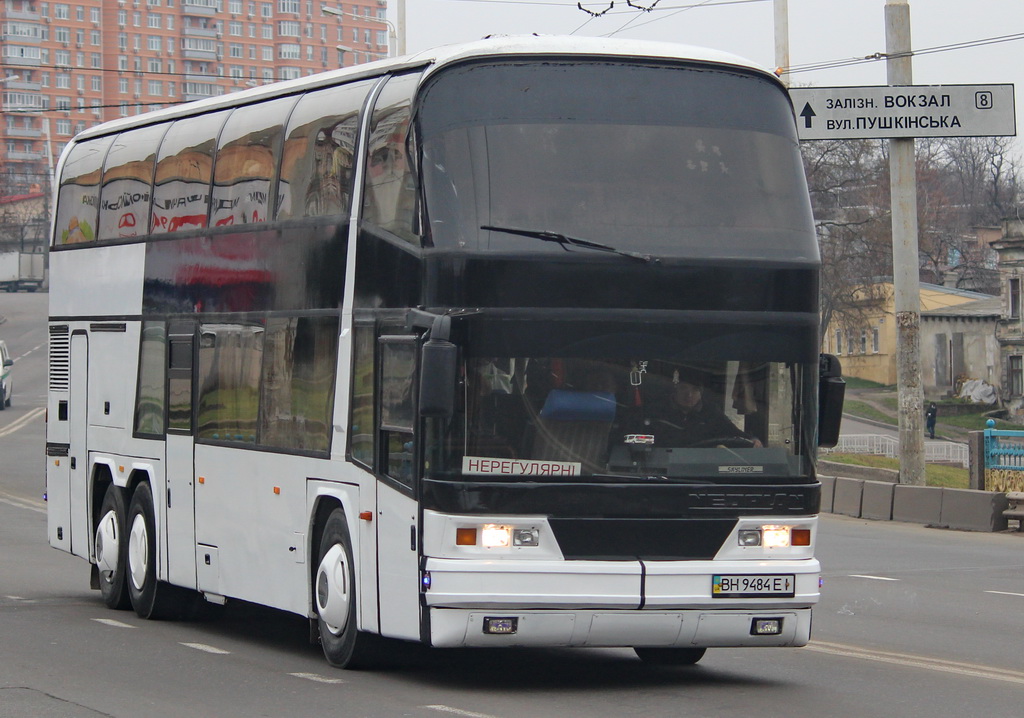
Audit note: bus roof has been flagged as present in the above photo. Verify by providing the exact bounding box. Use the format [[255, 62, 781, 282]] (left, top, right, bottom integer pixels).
[[71, 34, 776, 143]]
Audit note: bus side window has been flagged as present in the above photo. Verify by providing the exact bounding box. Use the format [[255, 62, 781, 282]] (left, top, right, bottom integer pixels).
[[349, 324, 376, 468], [97, 124, 166, 241], [211, 96, 297, 227], [152, 111, 230, 236], [278, 79, 375, 220], [134, 321, 167, 437], [362, 72, 422, 245], [54, 136, 115, 246], [379, 336, 417, 488]]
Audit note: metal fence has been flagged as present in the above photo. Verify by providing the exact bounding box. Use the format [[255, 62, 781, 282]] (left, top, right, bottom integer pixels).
[[983, 425, 1024, 470], [822, 434, 969, 468]]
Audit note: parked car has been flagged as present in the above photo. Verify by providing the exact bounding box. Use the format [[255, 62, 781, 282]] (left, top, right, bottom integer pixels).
[[0, 340, 12, 409]]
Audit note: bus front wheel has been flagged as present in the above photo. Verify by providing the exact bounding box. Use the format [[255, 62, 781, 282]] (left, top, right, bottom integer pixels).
[[95, 484, 131, 610], [634, 646, 707, 666], [315, 508, 376, 668]]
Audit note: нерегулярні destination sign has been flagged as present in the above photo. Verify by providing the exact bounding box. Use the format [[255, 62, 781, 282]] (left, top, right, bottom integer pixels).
[[789, 84, 1015, 140]]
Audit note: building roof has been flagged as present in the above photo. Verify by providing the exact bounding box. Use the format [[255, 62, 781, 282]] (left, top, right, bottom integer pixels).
[[922, 296, 1001, 318]]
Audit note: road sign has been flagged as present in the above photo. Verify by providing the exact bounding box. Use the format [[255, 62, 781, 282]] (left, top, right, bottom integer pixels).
[[790, 84, 1015, 140]]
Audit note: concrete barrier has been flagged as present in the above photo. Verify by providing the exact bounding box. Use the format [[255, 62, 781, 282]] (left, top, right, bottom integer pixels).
[[819, 475, 835, 514], [892, 484, 943, 525], [939, 488, 1010, 532], [832, 478, 864, 518], [861, 480, 895, 521]]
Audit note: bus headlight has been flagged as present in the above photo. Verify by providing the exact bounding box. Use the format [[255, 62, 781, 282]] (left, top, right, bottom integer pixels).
[[481, 524, 511, 548], [738, 525, 812, 549]]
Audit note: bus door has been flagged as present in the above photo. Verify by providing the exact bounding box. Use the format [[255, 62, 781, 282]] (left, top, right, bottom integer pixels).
[[164, 322, 197, 590], [68, 331, 89, 559], [375, 335, 421, 641]]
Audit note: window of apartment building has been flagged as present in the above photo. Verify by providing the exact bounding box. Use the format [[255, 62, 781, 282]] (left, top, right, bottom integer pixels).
[[92, 7, 101, 23], [92, 76, 101, 92], [859, 330, 867, 354], [279, 20, 300, 36], [148, 58, 162, 72], [1010, 277, 1021, 319], [229, 43, 243, 58], [148, 36, 161, 51], [279, 0, 300, 13], [56, 118, 71, 135], [91, 30, 100, 45], [55, 4, 69, 20], [76, 5, 84, 21], [872, 327, 880, 353], [262, 3, 272, 18], [230, 21, 242, 35], [262, 46, 272, 61], [149, 80, 163, 95], [118, 10, 127, 26], [55, 27, 70, 43], [118, 56, 128, 70], [148, 14, 161, 28], [1010, 356, 1024, 396], [229, 0, 243, 12], [56, 73, 70, 89], [133, 12, 141, 27], [279, 44, 300, 59], [55, 49, 70, 65], [262, 24, 272, 39], [76, 75, 85, 91], [168, 82, 176, 97]]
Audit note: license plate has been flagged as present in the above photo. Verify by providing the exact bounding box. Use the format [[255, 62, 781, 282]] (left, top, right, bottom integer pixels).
[[712, 574, 795, 598]]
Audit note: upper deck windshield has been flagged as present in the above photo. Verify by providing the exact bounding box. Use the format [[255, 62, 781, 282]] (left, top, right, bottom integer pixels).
[[426, 355, 815, 483], [417, 58, 816, 261]]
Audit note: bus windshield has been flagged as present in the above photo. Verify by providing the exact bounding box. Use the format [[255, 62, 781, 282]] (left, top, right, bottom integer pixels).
[[427, 355, 814, 483], [417, 59, 815, 261]]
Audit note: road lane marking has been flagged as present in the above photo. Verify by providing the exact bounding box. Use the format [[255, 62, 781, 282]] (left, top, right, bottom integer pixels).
[[985, 590, 1024, 598], [848, 574, 900, 581], [180, 642, 231, 655], [0, 490, 46, 514], [0, 406, 46, 438], [288, 672, 346, 684], [807, 641, 1024, 685], [92, 618, 135, 629], [423, 707, 504, 718]]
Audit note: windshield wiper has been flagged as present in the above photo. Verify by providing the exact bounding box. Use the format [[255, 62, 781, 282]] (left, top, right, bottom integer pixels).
[[482, 225, 655, 263]]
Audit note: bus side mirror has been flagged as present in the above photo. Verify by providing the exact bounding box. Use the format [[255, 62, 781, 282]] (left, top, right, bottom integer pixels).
[[818, 353, 845, 448], [419, 339, 457, 418]]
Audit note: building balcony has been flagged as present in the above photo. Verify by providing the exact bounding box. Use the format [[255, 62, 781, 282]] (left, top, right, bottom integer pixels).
[[6, 10, 41, 21], [5, 150, 44, 161], [5, 128, 43, 139], [183, 26, 218, 38], [182, 49, 217, 61]]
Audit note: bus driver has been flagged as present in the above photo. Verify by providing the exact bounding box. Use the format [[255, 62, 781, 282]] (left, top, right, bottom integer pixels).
[[638, 368, 761, 448]]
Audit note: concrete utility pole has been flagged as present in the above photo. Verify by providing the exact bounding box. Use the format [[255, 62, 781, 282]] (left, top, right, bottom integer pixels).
[[774, 0, 790, 87], [886, 0, 926, 485]]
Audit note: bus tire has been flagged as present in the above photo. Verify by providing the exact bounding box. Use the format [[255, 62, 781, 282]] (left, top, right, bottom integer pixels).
[[634, 646, 707, 666], [126, 482, 177, 619], [95, 484, 131, 610], [315, 508, 376, 669]]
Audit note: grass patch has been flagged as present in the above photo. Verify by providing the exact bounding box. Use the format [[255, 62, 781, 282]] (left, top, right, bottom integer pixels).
[[843, 377, 892, 390], [824, 453, 968, 489], [936, 414, 1018, 431], [842, 399, 896, 425]]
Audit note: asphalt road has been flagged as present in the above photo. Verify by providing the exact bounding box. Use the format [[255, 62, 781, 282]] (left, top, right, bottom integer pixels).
[[3, 293, 1024, 717]]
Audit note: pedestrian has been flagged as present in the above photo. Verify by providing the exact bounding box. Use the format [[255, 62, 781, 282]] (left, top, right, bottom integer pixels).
[[925, 402, 937, 439]]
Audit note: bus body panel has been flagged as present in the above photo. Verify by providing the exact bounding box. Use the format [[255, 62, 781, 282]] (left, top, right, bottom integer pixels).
[[49, 245, 145, 318]]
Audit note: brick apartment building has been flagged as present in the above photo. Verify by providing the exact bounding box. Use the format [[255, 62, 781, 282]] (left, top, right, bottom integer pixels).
[[1, 0, 391, 196]]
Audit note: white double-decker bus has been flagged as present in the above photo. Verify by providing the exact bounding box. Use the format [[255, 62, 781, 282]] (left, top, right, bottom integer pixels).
[[46, 35, 844, 668]]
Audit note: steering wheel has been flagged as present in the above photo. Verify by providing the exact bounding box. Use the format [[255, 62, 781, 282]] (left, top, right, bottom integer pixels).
[[688, 436, 757, 449]]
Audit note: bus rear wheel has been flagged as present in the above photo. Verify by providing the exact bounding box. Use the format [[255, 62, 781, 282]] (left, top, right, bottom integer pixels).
[[634, 646, 707, 666], [126, 482, 179, 619], [95, 484, 131, 610], [315, 508, 377, 669]]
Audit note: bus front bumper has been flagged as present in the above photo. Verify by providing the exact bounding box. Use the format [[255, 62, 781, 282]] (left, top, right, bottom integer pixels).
[[423, 557, 819, 648]]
